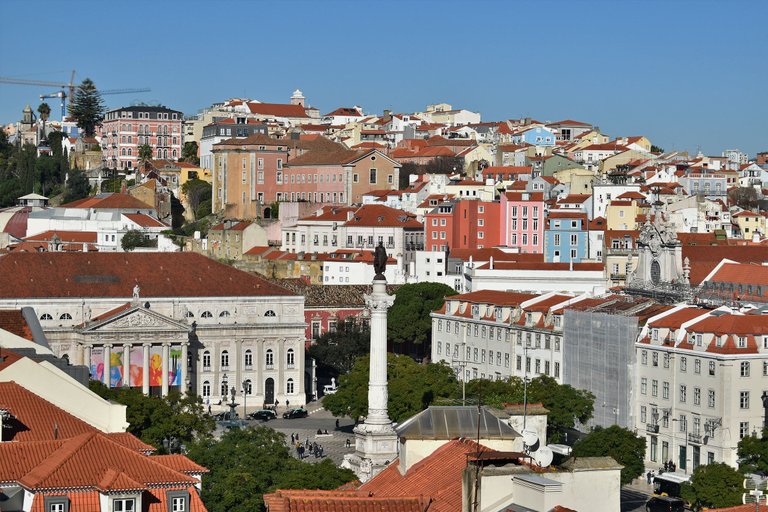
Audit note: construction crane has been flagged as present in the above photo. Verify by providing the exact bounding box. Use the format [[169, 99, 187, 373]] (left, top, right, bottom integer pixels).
[[0, 70, 150, 120]]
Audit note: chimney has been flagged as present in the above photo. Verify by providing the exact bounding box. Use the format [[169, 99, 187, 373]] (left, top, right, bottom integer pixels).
[[489, 256, 494, 270]]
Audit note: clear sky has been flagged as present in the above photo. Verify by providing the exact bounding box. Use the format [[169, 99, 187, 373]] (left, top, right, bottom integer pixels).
[[1, 0, 766, 156]]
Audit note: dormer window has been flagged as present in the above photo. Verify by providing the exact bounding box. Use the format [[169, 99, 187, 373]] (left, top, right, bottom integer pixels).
[[167, 491, 190, 512], [494, 307, 502, 319], [652, 329, 659, 341], [471, 305, 479, 316], [45, 496, 69, 512], [738, 336, 747, 349], [112, 498, 135, 512]]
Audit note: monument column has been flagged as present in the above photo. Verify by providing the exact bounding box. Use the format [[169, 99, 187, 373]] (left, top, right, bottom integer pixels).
[[142, 343, 151, 395], [122, 343, 131, 387], [161, 342, 170, 397], [84, 345, 92, 371], [342, 243, 398, 483], [103, 344, 112, 387]]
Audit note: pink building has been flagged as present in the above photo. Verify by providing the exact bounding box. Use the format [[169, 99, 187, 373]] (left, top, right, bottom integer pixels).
[[500, 191, 545, 253], [100, 106, 183, 171]]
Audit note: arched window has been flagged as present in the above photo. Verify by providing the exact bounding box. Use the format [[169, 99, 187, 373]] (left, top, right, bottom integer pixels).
[[127, 148, 132, 156], [202, 351, 211, 369], [244, 379, 252, 395], [185, 310, 194, 318], [121, 148, 126, 156], [202, 381, 211, 397], [287, 349, 295, 367], [265, 310, 276, 317], [40, 313, 52, 320], [286, 378, 294, 394], [219, 311, 230, 318], [265, 349, 274, 367], [59, 313, 72, 320], [244, 349, 253, 368], [201, 311, 212, 318], [172, 149, 177, 159], [221, 350, 229, 369]]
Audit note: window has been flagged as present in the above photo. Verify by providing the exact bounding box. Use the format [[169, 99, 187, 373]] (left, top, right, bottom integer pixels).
[[554, 362, 560, 378], [663, 353, 670, 368], [516, 355, 522, 370], [219, 310, 230, 318], [741, 391, 750, 409], [266, 349, 274, 367], [738, 336, 747, 348], [641, 351, 647, 365], [663, 381, 669, 399], [265, 310, 276, 317], [287, 349, 295, 367], [694, 387, 701, 406], [652, 352, 658, 367], [221, 350, 229, 369], [679, 385, 686, 403], [505, 354, 510, 368], [172, 496, 186, 512], [709, 361, 715, 376], [695, 359, 701, 374], [287, 378, 295, 394], [681, 357, 687, 372], [59, 313, 72, 320], [244, 349, 253, 368], [369, 168, 377, 184], [641, 378, 647, 394], [202, 381, 210, 397], [113, 499, 135, 512], [40, 313, 53, 320], [640, 406, 647, 424], [740, 422, 750, 439], [203, 351, 211, 369], [708, 389, 716, 408], [201, 311, 212, 318], [741, 361, 750, 377], [652, 379, 658, 397]]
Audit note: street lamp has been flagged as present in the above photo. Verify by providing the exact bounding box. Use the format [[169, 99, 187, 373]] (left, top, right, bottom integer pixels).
[[242, 379, 248, 424]]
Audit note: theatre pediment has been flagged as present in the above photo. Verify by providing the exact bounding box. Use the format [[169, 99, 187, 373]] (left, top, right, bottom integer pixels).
[[81, 306, 191, 334]]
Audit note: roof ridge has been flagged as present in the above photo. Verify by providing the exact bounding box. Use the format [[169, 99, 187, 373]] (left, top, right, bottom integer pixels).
[[20, 432, 96, 488]]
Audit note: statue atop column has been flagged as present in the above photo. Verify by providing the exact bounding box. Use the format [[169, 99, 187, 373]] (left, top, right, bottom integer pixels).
[[373, 242, 387, 280]]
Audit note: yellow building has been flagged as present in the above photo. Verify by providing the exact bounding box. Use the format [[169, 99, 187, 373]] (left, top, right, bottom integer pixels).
[[600, 149, 652, 174], [553, 167, 596, 194], [606, 198, 642, 231], [733, 210, 767, 239]]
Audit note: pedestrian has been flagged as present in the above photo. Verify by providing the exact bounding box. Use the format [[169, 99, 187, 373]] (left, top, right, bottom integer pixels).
[[298, 445, 305, 459], [335, 418, 340, 430], [291, 433, 295, 443], [274, 399, 279, 411], [346, 438, 351, 448], [286, 399, 290, 409], [646, 470, 652, 484], [305, 438, 310, 448], [318, 445, 324, 458]]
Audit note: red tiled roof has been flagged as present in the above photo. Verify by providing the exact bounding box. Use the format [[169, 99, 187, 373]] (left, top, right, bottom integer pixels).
[[482, 166, 531, 176], [546, 119, 592, 127], [209, 220, 251, 231], [29, 491, 100, 512], [264, 490, 430, 512], [124, 213, 168, 228], [324, 107, 364, 117], [0, 252, 296, 299], [360, 439, 485, 512], [345, 205, 422, 229], [444, 290, 538, 307], [60, 193, 153, 210], [525, 294, 572, 312], [706, 262, 768, 286], [151, 455, 209, 475], [299, 206, 357, 222], [688, 314, 768, 336], [504, 192, 544, 202], [247, 102, 308, 118], [683, 247, 768, 285], [25, 231, 98, 244], [0, 310, 34, 340], [649, 307, 710, 329], [425, 136, 476, 147], [558, 194, 591, 204]]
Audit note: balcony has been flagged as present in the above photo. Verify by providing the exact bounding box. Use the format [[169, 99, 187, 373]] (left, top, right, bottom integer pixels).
[[646, 423, 659, 433], [688, 432, 703, 444], [606, 247, 635, 256], [265, 363, 274, 370], [202, 366, 211, 372], [610, 273, 626, 281]]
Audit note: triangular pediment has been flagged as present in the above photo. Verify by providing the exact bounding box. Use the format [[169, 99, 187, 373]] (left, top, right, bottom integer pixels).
[[81, 306, 191, 333]]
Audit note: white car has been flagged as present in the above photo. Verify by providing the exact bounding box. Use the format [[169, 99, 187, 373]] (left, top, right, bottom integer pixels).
[[323, 384, 337, 395]]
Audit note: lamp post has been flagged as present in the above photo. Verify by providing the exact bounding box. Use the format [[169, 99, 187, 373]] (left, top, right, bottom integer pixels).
[[242, 379, 248, 425], [222, 373, 228, 405]]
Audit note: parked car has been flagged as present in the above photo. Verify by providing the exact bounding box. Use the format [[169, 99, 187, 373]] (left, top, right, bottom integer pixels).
[[213, 411, 238, 421], [248, 409, 277, 421], [283, 407, 309, 419], [646, 496, 685, 512]]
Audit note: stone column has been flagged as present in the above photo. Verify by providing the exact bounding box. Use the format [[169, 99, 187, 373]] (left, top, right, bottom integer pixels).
[[161, 342, 170, 397], [84, 345, 92, 372], [342, 277, 398, 483], [103, 344, 112, 388], [142, 343, 150, 395], [235, 338, 242, 403], [277, 337, 285, 403], [181, 342, 189, 396], [122, 344, 131, 387]]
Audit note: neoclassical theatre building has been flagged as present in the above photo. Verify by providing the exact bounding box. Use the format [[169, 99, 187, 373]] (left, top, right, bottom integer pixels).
[[0, 252, 306, 407]]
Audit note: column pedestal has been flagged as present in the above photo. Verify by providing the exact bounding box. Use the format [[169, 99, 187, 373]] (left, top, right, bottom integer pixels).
[[342, 278, 398, 482]]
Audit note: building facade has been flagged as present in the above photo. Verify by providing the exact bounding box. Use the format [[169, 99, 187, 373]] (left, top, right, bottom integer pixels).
[[100, 106, 184, 170]]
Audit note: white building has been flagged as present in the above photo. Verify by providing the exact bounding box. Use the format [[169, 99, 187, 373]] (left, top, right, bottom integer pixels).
[[431, 290, 588, 383], [465, 259, 606, 295], [0, 252, 306, 409], [635, 305, 768, 470], [321, 250, 401, 285], [282, 205, 356, 254]]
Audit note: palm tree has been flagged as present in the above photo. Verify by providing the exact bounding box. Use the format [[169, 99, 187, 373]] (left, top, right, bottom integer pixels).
[[138, 143, 153, 177], [37, 102, 51, 142]]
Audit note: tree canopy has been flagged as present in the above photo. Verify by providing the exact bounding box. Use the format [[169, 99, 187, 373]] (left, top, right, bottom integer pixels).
[[387, 282, 455, 347], [186, 427, 355, 512], [571, 425, 645, 485], [181, 178, 212, 220], [680, 463, 743, 510], [738, 430, 768, 474], [68, 78, 105, 137], [121, 230, 156, 251], [323, 353, 457, 423], [454, 376, 594, 442], [89, 381, 214, 451], [308, 319, 370, 376], [181, 141, 200, 165]]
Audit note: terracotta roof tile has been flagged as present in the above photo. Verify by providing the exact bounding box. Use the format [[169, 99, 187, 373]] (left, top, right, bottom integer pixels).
[[649, 308, 710, 329], [124, 213, 168, 228], [247, 102, 308, 118], [60, 193, 152, 210], [151, 455, 209, 475], [444, 290, 537, 307], [0, 310, 34, 340], [0, 252, 296, 299], [25, 231, 98, 244], [344, 205, 422, 229]]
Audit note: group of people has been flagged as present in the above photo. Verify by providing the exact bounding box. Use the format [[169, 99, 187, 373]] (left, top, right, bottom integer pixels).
[[646, 460, 677, 484], [291, 434, 324, 459], [263, 399, 291, 412]]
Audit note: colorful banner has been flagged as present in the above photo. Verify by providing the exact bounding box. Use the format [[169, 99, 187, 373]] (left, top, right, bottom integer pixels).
[[91, 345, 182, 389]]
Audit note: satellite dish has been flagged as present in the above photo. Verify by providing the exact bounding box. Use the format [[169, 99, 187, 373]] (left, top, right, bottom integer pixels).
[[533, 446, 554, 467], [521, 428, 539, 447]]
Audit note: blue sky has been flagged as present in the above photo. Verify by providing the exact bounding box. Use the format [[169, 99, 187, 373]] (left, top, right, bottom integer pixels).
[[1, 0, 766, 155]]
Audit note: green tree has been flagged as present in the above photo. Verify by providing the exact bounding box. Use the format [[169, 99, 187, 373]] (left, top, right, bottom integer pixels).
[[34, 156, 58, 195], [37, 102, 51, 141], [738, 430, 768, 474], [186, 427, 355, 512], [121, 230, 156, 251], [308, 319, 370, 376], [680, 463, 743, 510], [453, 375, 594, 442], [387, 282, 455, 349], [63, 169, 91, 203], [572, 425, 645, 485], [650, 145, 665, 153], [89, 381, 215, 451], [68, 78, 105, 137], [181, 141, 200, 165], [181, 178, 212, 220], [729, 186, 760, 211], [17, 143, 38, 194], [323, 353, 457, 423]]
